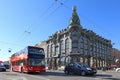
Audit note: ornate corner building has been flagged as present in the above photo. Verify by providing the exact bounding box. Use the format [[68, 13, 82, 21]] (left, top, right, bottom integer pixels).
[[112, 48, 120, 67], [36, 6, 113, 70]]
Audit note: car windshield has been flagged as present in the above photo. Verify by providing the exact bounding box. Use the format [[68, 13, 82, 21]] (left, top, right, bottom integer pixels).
[[0, 65, 5, 67], [77, 63, 89, 68]]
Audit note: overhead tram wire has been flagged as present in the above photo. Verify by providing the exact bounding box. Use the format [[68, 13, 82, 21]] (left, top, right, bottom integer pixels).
[[18, 1, 57, 42], [25, 1, 57, 33], [20, 30, 31, 42], [0, 40, 24, 47], [16, 0, 62, 40], [55, 0, 113, 39], [49, 0, 70, 16], [28, 0, 69, 38], [55, 0, 70, 9], [18, 0, 70, 44]]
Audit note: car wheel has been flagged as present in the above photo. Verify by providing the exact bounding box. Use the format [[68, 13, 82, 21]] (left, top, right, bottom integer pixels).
[[65, 70, 69, 74], [117, 69, 120, 72], [81, 71, 86, 76], [0, 68, 2, 71], [4, 69, 6, 72]]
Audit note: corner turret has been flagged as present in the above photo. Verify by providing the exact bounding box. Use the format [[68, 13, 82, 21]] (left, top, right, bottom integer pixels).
[[68, 6, 80, 26]]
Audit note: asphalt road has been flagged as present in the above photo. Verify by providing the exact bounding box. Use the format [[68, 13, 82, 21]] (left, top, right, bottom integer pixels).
[[0, 69, 120, 80]]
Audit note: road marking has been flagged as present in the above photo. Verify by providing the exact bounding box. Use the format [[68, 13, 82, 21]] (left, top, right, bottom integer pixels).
[[10, 72, 50, 80], [27, 75, 51, 80], [7, 77, 28, 80]]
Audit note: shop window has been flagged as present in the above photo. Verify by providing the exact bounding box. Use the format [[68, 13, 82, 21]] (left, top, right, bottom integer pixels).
[[60, 57, 65, 66]]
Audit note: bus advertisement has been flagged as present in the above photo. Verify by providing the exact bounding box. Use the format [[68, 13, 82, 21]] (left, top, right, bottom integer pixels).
[[10, 46, 46, 73]]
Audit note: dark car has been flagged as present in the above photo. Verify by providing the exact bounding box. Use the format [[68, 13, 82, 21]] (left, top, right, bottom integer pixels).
[[4, 64, 10, 69], [0, 65, 6, 72], [64, 62, 97, 76]]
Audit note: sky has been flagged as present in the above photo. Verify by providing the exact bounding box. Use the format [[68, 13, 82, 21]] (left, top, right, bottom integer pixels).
[[0, 0, 120, 61]]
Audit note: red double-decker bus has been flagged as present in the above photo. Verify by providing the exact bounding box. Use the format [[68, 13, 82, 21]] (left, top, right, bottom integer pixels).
[[10, 46, 46, 73]]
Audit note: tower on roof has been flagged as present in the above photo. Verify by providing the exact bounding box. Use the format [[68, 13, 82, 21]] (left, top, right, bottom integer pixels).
[[68, 6, 80, 26]]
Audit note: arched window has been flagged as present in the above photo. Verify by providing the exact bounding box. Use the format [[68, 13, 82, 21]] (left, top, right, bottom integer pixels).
[[79, 37, 84, 54], [51, 44, 54, 56], [47, 45, 51, 57], [55, 46, 59, 55], [65, 38, 69, 54], [47, 45, 49, 57], [71, 29, 78, 35], [72, 36, 78, 41], [51, 44, 52, 57], [60, 40, 64, 53], [65, 57, 69, 64], [80, 49, 84, 54], [84, 37, 88, 45], [60, 57, 65, 66], [65, 38, 69, 49], [72, 42, 78, 48], [79, 37, 83, 43], [71, 30, 79, 48]]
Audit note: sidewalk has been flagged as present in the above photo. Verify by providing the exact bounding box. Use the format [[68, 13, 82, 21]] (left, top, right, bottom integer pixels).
[[46, 69, 116, 73], [97, 70, 116, 73]]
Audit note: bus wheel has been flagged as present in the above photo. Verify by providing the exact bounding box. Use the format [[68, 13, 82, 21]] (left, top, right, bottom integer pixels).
[[20, 67, 23, 73]]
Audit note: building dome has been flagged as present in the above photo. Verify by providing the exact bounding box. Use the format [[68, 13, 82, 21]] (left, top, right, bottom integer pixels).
[[68, 6, 80, 26]]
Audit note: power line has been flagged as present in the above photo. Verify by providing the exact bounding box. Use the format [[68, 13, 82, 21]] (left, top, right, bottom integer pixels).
[[20, 30, 31, 41], [0, 41, 25, 53], [8, 1, 58, 53], [15, 1, 57, 43], [0, 41, 24, 47], [34, 0, 70, 25], [27, 1, 57, 31], [55, 0, 70, 9], [16, 0, 70, 44], [55, 0, 113, 40], [27, 0, 69, 40]]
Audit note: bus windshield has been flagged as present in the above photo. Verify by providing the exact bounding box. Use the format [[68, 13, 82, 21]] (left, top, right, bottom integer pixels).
[[28, 59, 45, 66], [28, 48, 44, 54]]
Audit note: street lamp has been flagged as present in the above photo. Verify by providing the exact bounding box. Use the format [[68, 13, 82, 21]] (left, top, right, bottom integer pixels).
[[8, 48, 12, 53]]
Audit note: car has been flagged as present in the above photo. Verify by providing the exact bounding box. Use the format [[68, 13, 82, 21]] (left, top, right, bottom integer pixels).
[[116, 68, 120, 72], [0, 65, 6, 72], [4, 64, 10, 69], [64, 62, 97, 76]]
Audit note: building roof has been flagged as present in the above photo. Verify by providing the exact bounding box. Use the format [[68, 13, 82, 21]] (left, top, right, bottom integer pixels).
[[68, 6, 80, 26]]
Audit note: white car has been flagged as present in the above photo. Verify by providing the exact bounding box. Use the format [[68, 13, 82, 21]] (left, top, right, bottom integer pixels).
[[116, 68, 120, 72]]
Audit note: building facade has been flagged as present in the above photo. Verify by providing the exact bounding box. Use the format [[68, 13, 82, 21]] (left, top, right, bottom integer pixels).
[[36, 6, 113, 70], [112, 48, 120, 67]]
